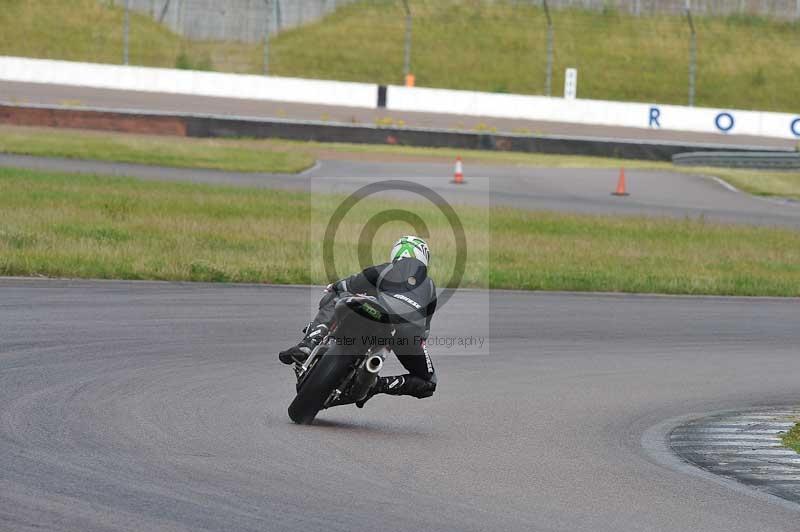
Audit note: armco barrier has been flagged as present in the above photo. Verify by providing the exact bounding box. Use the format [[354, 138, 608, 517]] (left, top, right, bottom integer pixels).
[[673, 151, 800, 169], [0, 103, 787, 161]]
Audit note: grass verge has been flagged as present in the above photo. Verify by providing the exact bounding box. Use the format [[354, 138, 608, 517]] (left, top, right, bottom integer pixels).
[[781, 422, 800, 453], [2, 125, 800, 200], [2, 167, 800, 295], [0, 126, 314, 174], [707, 168, 800, 200]]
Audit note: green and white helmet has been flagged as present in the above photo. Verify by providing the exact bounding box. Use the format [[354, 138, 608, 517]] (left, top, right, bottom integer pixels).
[[390, 235, 430, 267]]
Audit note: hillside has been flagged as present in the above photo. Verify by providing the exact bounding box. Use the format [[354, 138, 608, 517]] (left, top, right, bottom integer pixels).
[[1, 0, 798, 112]]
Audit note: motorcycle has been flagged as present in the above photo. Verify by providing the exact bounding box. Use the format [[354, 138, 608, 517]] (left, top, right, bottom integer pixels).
[[287, 294, 396, 424]]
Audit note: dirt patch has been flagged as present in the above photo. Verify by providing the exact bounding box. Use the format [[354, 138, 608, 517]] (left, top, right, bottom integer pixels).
[[0, 105, 187, 136]]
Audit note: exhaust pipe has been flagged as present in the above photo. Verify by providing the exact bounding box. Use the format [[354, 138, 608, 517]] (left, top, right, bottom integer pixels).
[[349, 354, 383, 402], [365, 354, 384, 374]]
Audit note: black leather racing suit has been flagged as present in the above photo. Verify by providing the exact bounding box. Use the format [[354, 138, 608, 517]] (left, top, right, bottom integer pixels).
[[309, 257, 437, 394]]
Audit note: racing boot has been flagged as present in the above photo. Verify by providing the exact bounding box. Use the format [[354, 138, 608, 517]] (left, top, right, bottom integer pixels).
[[278, 324, 328, 365], [356, 374, 436, 408], [355, 375, 395, 408]]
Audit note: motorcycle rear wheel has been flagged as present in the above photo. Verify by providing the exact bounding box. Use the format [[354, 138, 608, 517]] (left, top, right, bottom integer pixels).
[[288, 348, 358, 424]]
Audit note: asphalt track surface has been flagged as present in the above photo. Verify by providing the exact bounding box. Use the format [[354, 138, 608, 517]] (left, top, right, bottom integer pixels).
[[1, 279, 799, 532], [1, 80, 795, 150], [3, 153, 800, 228]]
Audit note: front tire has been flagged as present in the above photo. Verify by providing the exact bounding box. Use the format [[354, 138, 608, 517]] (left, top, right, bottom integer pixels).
[[288, 348, 358, 424]]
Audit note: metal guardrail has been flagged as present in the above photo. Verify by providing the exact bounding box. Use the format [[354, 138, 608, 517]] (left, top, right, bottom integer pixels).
[[673, 151, 800, 169]]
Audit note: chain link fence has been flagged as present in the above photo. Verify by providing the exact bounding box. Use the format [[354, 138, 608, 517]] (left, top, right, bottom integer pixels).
[[115, 0, 800, 43], [536, 0, 800, 19]]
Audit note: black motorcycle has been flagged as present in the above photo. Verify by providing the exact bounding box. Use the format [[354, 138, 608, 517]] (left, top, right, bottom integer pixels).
[[288, 295, 396, 424]]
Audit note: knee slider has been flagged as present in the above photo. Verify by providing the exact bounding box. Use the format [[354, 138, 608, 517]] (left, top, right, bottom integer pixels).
[[405, 375, 436, 399]]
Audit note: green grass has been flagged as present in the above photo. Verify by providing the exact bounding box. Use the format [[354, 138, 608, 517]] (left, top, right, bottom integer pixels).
[[276, 1, 800, 112], [2, 167, 800, 295], [0, 0, 259, 73], [2, 1, 800, 112], [706, 168, 800, 200], [0, 126, 314, 174], [3, 125, 800, 200], [782, 422, 800, 453]]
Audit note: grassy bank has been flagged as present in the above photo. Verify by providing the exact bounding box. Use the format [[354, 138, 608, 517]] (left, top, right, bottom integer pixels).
[[2, 167, 800, 295], [0, 0, 253, 73], [0, 126, 314, 174], [2, 1, 799, 112], [711, 168, 800, 201], [273, 1, 800, 112], [782, 422, 800, 453], [3, 125, 800, 200]]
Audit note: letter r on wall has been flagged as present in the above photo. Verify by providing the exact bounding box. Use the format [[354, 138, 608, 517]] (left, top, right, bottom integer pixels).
[[649, 107, 661, 128]]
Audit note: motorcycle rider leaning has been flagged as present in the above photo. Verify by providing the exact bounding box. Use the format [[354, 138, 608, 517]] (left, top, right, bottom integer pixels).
[[279, 236, 437, 407]]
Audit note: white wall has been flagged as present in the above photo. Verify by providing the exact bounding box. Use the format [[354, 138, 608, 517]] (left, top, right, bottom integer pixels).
[[0, 56, 376, 109], [386, 85, 800, 141], [1, 56, 798, 141]]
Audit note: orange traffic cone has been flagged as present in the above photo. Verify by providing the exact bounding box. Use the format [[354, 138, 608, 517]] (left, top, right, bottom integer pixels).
[[612, 167, 629, 196], [452, 156, 465, 184]]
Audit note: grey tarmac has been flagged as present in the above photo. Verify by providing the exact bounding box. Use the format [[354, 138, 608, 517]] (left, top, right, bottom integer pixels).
[[0, 279, 798, 531]]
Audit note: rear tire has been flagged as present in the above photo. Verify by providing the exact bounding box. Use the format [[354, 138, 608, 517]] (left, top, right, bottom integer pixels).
[[288, 348, 358, 424]]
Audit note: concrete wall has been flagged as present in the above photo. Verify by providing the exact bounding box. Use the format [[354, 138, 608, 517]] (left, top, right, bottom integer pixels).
[[113, 0, 356, 42], [386, 85, 800, 141], [0, 56, 376, 108]]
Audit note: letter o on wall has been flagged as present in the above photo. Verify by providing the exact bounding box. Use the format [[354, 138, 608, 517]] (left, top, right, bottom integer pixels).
[[791, 118, 800, 137], [715, 112, 735, 133]]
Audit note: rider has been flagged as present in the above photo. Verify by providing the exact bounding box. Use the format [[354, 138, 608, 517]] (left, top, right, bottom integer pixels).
[[279, 236, 437, 407]]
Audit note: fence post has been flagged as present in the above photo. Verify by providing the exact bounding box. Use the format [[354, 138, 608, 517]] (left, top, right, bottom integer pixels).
[[123, 0, 130, 65], [401, 0, 413, 85], [543, 0, 553, 97], [686, 0, 696, 107], [264, 0, 270, 75], [158, 0, 171, 23]]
